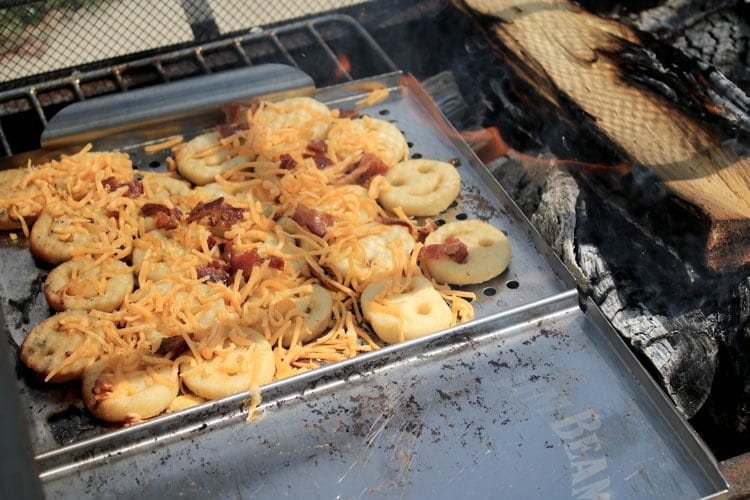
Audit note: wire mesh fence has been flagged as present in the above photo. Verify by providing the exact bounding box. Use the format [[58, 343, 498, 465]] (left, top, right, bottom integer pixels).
[[0, 0, 367, 86], [0, 0, 380, 156]]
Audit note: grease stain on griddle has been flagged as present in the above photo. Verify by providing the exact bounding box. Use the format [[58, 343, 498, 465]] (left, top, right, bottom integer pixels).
[[7, 272, 46, 328]]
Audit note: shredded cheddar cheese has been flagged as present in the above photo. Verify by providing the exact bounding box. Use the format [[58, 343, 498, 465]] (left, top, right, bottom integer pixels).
[[144, 135, 184, 154], [11, 94, 483, 425]]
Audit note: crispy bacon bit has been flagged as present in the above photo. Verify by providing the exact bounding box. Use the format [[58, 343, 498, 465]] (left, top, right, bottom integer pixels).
[[448, 157, 461, 167], [102, 176, 144, 198], [188, 197, 246, 230], [377, 216, 413, 230], [187, 197, 223, 222], [219, 103, 251, 137], [306, 140, 328, 154], [268, 256, 285, 270], [231, 248, 265, 279], [417, 220, 438, 243], [223, 102, 243, 124], [207, 234, 219, 250], [419, 235, 469, 264], [102, 176, 119, 192], [316, 155, 334, 169], [279, 153, 297, 170], [197, 258, 232, 285], [293, 204, 335, 238], [142, 203, 183, 229], [126, 179, 144, 198], [220, 243, 284, 279], [218, 123, 241, 137], [141, 203, 171, 217], [141, 203, 183, 230], [336, 153, 388, 186], [302, 140, 332, 169], [312, 155, 333, 169], [156, 336, 189, 356], [153, 212, 180, 230], [337, 108, 359, 119]]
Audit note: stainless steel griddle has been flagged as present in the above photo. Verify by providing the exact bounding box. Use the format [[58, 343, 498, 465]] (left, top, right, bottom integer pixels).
[[0, 67, 728, 498]]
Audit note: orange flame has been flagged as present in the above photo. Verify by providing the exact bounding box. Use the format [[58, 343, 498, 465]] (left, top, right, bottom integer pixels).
[[333, 52, 352, 82], [399, 74, 630, 175]]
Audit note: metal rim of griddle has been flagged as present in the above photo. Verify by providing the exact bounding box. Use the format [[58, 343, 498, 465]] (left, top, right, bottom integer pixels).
[[3, 68, 574, 463]]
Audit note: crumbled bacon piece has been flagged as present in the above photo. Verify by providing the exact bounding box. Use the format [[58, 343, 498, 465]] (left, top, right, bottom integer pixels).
[[312, 155, 332, 169], [141, 203, 183, 230], [417, 220, 438, 243], [306, 140, 328, 154], [197, 265, 232, 285], [188, 197, 245, 231], [419, 235, 469, 264], [101, 177, 119, 192], [302, 140, 332, 169], [126, 180, 144, 197], [187, 197, 222, 222], [197, 258, 232, 285], [102, 176, 143, 198], [268, 256, 285, 270], [223, 102, 243, 124], [335, 153, 388, 186], [141, 203, 171, 217], [292, 204, 335, 238], [219, 102, 251, 135], [218, 123, 241, 137], [230, 248, 265, 279], [221, 242, 284, 278], [207, 234, 219, 250], [337, 108, 359, 119], [377, 216, 413, 231], [154, 213, 180, 230], [279, 154, 297, 170]]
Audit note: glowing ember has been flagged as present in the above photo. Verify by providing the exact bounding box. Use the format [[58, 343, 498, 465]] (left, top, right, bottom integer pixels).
[[333, 52, 352, 81]]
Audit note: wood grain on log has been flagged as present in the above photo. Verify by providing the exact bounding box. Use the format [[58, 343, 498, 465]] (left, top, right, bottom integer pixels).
[[458, 0, 750, 270]]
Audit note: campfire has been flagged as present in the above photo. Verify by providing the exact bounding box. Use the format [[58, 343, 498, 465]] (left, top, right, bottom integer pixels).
[[440, 0, 750, 462]]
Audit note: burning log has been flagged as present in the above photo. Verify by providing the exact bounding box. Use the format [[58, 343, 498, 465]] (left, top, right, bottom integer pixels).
[[457, 0, 750, 271], [425, 1, 750, 449]]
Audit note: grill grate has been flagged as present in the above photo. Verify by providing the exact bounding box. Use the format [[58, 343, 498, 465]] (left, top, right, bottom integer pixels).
[[0, 11, 397, 157]]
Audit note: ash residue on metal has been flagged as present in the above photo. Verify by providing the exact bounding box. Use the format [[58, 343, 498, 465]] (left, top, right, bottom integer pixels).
[[47, 404, 100, 446], [457, 184, 502, 223]]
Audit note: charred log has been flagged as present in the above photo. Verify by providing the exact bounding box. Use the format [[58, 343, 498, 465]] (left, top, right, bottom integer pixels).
[[456, 0, 750, 272], [488, 151, 718, 417]]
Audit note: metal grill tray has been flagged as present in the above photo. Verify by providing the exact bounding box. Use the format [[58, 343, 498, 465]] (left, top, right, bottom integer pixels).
[[0, 68, 725, 497], [39, 295, 726, 498]]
